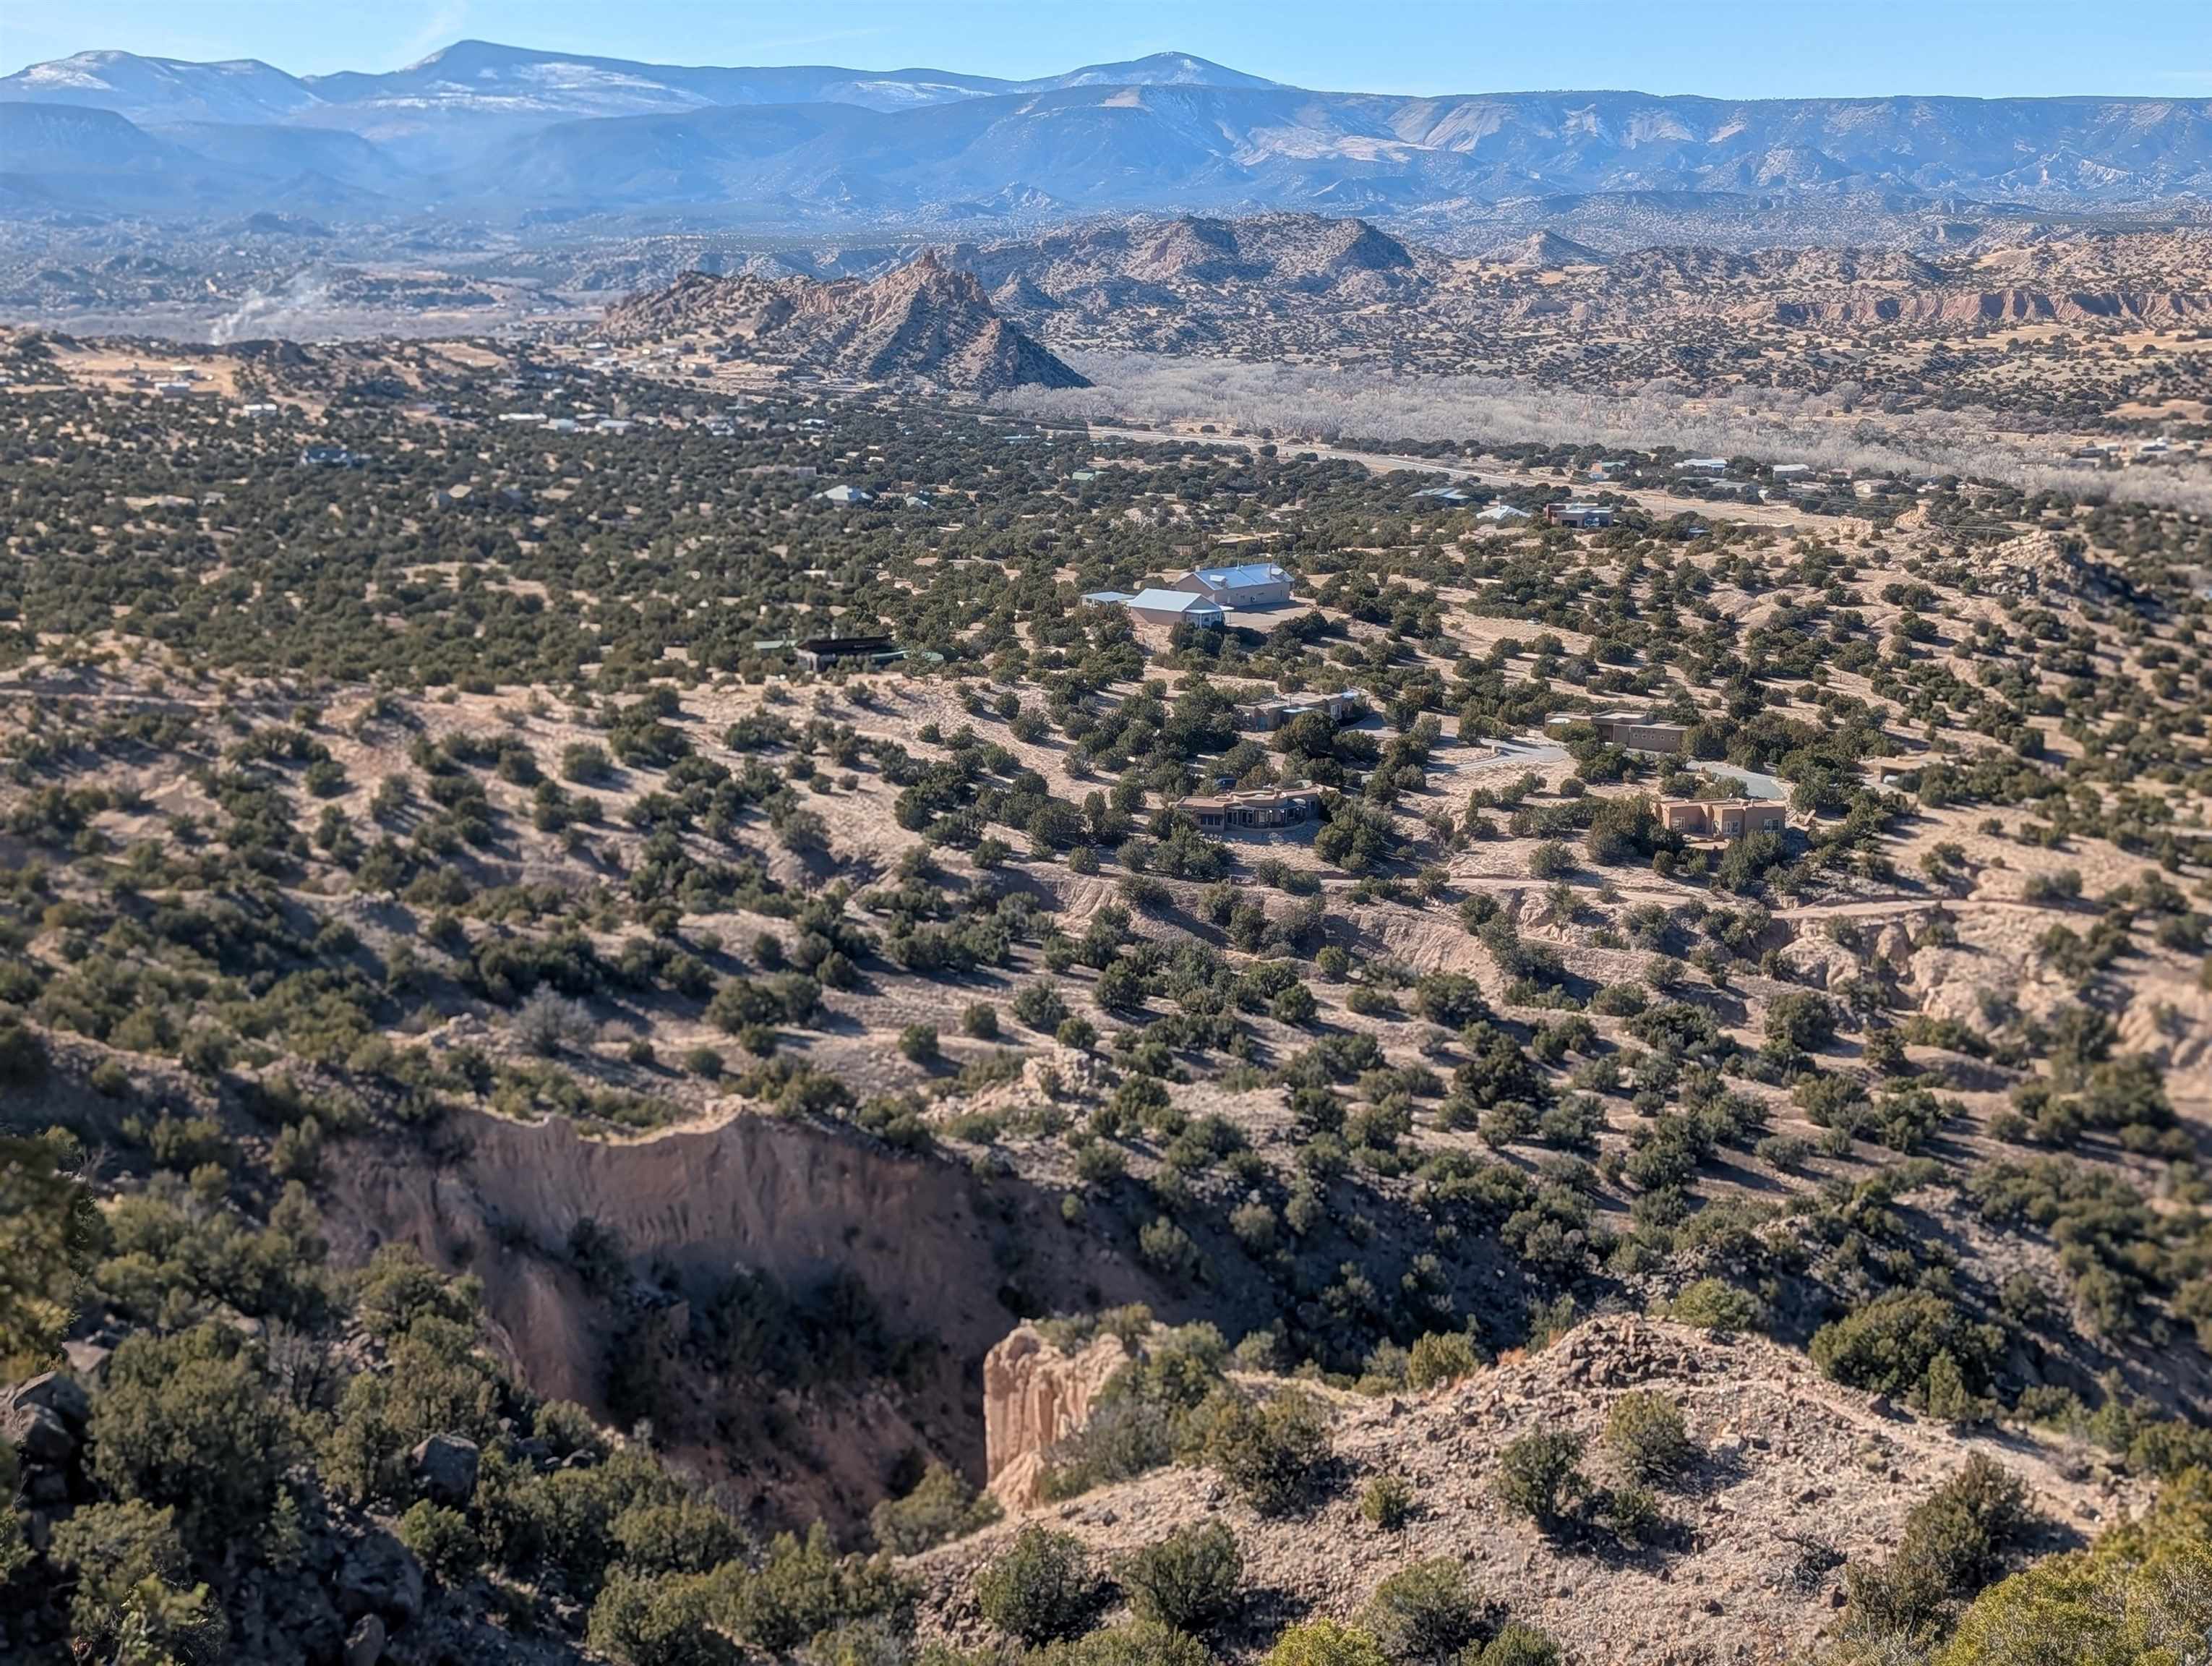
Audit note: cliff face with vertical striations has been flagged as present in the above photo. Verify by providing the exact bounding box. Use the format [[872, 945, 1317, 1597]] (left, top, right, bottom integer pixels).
[[315, 1105, 1169, 1530], [981, 1324, 1131, 1511]]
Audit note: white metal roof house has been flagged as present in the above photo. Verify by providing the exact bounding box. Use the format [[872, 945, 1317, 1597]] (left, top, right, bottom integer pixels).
[[1476, 504, 1530, 524], [813, 484, 873, 504], [1169, 561, 1293, 609], [1128, 588, 1227, 628]]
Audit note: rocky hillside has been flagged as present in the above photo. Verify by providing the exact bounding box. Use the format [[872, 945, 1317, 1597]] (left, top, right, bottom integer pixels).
[[927, 1315, 2151, 1664], [604, 254, 1087, 394], [924, 213, 2212, 388]]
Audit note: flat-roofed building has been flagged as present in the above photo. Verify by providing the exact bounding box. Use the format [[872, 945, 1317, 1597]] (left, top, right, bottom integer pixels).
[[1235, 688, 1363, 732], [1660, 798, 1786, 840], [1180, 786, 1322, 832], [1544, 501, 1614, 528], [1546, 709, 1691, 755]]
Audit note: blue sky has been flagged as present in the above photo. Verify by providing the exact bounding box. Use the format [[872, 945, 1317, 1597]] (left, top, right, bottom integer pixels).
[[7, 0, 2209, 97]]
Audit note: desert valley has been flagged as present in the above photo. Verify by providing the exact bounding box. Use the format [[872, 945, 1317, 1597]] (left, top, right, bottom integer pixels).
[[0, 22, 2209, 1666]]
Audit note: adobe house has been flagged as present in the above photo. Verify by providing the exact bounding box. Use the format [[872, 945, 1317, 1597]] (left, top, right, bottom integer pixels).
[[1546, 710, 1692, 756], [1235, 688, 1363, 732], [1659, 798, 1787, 841], [1179, 787, 1322, 832]]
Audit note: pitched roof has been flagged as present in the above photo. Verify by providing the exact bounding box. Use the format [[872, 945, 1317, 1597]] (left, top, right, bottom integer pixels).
[[1128, 587, 1223, 615], [1191, 561, 1289, 588]]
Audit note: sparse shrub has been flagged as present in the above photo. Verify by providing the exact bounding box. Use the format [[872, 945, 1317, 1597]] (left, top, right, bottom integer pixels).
[[1598, 1483, 1665, 1547], [514, 987, 596, 1056], [1844, 1454, 2033, 1639], [398, 1499, 483, 1584], [1359, 1557, 1484, 1663], [1360, 1473, 1415, 1532], [1494, 1429, 1585, 1528], [1406, 1331, 1480, 1391], [1115, 1520, 1243, 1633], [1200, 1386, 1332, 1515], [1604, 1391, 1692, 1483], [975, 1525, 1100, 1645], [1265, 1620, 1392, 1666], [870, 1462, 1000, 1556], [1137, 1218, 1201, 1281], [1475, 1623, 1563, 1666], [1031, 1621, 1210, 1666], [1665, 1278, 1760, 1334]]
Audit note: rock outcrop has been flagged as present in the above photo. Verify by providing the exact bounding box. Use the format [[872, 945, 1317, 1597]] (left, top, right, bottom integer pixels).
[[919, 1317, 2153, 1665], [604, 253, 1087, 393], [981, 1324, 1131, 1511]]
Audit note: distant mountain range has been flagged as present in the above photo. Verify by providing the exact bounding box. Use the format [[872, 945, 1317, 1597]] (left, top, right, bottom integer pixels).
[[3, 40, 2210, 229]]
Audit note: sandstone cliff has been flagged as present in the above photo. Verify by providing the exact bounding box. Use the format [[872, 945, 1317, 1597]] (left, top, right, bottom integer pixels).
[[981, 1324, 1132, 1511]]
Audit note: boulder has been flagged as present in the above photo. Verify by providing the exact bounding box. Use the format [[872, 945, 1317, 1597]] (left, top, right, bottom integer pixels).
[[408, 1433, 479, 1507], [2, 1404, 74, 1467], [8, 1371, 90, 1430], [336, 1532, 423, 1628], [344, 1614, 387, 1666]]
